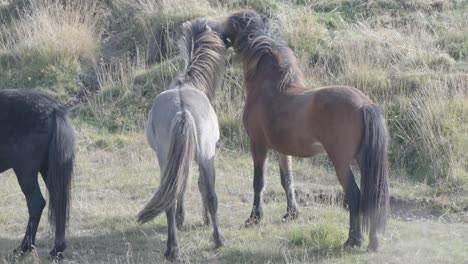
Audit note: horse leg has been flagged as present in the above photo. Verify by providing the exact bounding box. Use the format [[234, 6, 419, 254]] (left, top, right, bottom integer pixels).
[[278, 154, 298, 221], [330, 159, 362, 248], [13, 167, 45, 255], [343, 169, 362, 248], [164, 202, 179, 260], [176, 192, 186, 229], [198, 172, 210, 226], [328, 148, 362, 247], [245, 142, 268, 226], [199, 158, 225, 248]]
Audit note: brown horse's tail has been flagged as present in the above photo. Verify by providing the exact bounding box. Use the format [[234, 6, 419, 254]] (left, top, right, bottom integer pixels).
[[137, 110, 197, 224], [359, 104, 390, 233]]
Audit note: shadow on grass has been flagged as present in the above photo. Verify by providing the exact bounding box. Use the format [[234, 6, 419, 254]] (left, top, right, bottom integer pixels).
[[1, 216, 368, 263]]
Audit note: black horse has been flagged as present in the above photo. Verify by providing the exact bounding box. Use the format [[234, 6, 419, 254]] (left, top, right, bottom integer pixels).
[[0, 89, 75, 259]]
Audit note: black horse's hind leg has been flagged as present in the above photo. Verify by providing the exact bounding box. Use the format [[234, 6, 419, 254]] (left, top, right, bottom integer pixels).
[[278, 154, 298, 221], [199, 158, 225, 248], [342, 169, 362, 248], [13, 168, 45, 255], [245, 142, 268, 226], [198, 171, 210, 226], [164, 203, 179, 260]]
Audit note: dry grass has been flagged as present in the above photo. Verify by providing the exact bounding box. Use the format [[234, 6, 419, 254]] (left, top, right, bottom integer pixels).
[[0, 130, 467, 263], [1, 0, 101, 64]]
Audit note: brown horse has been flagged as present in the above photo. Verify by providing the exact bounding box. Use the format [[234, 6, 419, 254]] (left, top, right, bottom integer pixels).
[[223, 10, 389, 251]]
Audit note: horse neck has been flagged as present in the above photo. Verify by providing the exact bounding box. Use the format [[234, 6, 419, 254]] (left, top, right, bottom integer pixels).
[[243, 54, 303, 100], [181, 49, 225, 103]]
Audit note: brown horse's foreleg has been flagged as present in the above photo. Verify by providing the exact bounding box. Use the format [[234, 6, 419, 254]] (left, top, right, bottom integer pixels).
[[245, 142, 268, 226], [278, 154, 298, 221]]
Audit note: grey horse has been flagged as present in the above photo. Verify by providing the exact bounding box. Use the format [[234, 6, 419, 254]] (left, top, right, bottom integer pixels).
[[137, 18, 227, 259]]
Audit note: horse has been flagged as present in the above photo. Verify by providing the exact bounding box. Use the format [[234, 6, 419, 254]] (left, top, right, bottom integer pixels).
[[0, 89, 75, 259], [222, 10, 389, 251], [137, 18, 228, 259]]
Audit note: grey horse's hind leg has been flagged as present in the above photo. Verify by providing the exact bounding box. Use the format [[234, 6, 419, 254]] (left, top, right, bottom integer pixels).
[[198, 173, 210, 226], [278, 154, 299, 221], [176, 191, 186, 229], [199, 157, 225, 248], [164, 202, 179, 260]]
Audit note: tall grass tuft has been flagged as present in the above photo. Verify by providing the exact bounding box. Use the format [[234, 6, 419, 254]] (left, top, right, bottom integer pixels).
[[1, 0, 101, 63]]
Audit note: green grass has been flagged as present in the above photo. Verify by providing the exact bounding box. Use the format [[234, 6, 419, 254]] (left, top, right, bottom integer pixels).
[[0, 128, 467, 263]]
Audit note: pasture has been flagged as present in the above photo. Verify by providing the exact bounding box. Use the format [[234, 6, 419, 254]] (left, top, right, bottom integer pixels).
[[1, 0, 468, 263], [1, 128, 467, 263]]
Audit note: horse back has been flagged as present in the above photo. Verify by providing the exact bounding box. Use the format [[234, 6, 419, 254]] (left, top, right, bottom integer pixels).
[[148, 87, 219, 163], [244, 85, 371, 157]]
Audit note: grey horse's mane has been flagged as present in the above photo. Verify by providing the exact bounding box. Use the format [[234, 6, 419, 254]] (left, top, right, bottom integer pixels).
[[226, 10, 304, 90], [176, 18, 227, 102]]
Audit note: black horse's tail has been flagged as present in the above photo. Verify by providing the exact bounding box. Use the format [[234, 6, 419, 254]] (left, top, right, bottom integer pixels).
[[47, 108, 75, 242], [359, 105, 389, 233]]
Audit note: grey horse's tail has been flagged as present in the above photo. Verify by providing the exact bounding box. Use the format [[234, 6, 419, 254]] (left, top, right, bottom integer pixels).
[[359, 104, 390, 233], [138, 110, 197, 224], [47, 108, 75, 249]]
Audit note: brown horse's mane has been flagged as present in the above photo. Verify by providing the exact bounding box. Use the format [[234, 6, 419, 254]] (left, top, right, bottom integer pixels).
[[227, 10, 304, 90], [176, 18, 227, 102]]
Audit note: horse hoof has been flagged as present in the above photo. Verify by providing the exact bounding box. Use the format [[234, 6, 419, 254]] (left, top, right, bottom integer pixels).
[[367, 243, 378, 252], [343, 238, 361, 249], [244, 217, 261, 227], [214, 233, 226, 248], [13, 244, 33, 256], [282, 210, 299, 222], [164, 246, 179, 261], [50, 250, 64, 261]]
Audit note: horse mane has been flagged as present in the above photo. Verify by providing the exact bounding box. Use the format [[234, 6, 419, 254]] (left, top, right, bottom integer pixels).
[[176, 18, 227, 102], [226, 10, 304, 90]]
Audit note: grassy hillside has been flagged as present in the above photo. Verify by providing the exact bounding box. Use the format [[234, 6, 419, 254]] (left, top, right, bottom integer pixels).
[[0, 0, 467, 262], [2, 0, 466, 183]]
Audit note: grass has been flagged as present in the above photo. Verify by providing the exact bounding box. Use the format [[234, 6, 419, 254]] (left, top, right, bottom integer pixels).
[[0, 129, 467, 263], [0, 0, 101, 100]]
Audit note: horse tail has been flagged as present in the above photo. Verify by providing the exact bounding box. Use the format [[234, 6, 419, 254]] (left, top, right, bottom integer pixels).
[[137, 110, 197, 224], [359, 104, 389, 233], [47, 108, 75, 238]]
